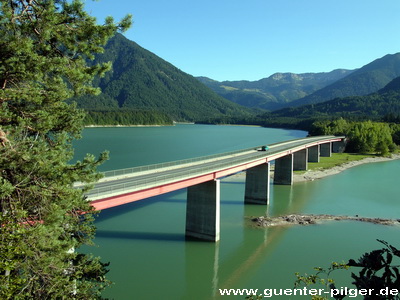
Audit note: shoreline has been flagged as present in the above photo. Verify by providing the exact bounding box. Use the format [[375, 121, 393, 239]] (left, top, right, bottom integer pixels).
[[245, 153, 400, 228], [292, 153, 400, 183], [84, 121, 195, 128], [225, 153, 400, 183], [83, 122, 263, 128], [84, 124, 172, 128]]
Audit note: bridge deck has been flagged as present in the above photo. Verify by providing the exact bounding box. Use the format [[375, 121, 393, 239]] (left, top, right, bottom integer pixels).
[[81, 135, 344, 210]]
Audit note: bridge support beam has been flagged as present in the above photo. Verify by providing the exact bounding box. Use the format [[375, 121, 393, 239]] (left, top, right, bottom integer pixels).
[[244, 163, 270, 205], [308, 145, 320, 163], [293, 149, 308, 171], [333, 140, 346, 153], [186, 179, 220, 242], [274, 154, 293, 185], [320, 143, 332, 157]]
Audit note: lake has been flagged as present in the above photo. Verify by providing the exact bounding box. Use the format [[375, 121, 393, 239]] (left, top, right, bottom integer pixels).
[[74, 124, 400, 299]]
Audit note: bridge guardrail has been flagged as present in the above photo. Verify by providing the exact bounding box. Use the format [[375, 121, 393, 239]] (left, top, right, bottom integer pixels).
[[87, 150, 269, 199], [100, 135, 341, 179], [87, 135, 344, 200], [101, 145, 264, 178]]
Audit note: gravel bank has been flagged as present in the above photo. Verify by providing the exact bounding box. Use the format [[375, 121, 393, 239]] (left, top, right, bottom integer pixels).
[[292, 154, 400, 183], [251, 214, 400, 228]]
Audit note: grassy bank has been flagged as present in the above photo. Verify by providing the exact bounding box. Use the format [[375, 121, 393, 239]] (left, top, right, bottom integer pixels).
[[296, 153, 376, 174]]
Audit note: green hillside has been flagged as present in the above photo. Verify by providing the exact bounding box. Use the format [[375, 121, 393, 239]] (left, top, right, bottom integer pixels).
[[73, 34, 252, 124], [290, 53, 400, 107], [197, 70, 353, 111], [258, 76, 400, 129]]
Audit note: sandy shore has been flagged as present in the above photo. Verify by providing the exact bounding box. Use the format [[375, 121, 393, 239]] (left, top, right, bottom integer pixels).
[[292, 153, 400, 183]]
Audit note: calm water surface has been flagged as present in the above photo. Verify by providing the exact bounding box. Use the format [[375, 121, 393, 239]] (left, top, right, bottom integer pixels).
[[74, 125, 400, 299]]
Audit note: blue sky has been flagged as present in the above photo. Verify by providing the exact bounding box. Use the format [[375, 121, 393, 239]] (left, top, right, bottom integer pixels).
[[83, 0, 400, 81]]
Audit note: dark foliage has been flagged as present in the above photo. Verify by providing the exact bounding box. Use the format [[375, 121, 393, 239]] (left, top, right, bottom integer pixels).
[[347, 240, 400, 300], [84, 109, 173, 125], [292, 241, 400, 300], [309, 119, 398, 155], [0, 0, 131, 297]]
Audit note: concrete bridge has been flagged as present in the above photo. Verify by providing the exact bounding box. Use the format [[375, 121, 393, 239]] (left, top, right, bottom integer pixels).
[[81, 135, 346, 242]]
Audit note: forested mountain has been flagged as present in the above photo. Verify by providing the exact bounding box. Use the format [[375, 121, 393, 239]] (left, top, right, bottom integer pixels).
[[197, 69, 353, 111], [71, 33, 400, 126], [258, 76, 400, 129], [290, 53, 400, 107], [73, 34, 252, 124]]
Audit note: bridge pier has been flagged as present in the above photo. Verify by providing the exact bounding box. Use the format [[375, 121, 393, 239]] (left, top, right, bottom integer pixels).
[[293, 148, 308, 171], [333, 140, 346, 153], [274, 154, 293, 185], [308, 145, 320, 163], [89, 136, 347, 243], [244, 163, 270, 204], [320, 142, 332, 157], [185, 179, 220, 242]]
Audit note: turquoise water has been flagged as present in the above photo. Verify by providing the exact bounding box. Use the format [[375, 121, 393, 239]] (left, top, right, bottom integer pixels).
[[73, 124, 306, 170], [75, 125, 400, 299]]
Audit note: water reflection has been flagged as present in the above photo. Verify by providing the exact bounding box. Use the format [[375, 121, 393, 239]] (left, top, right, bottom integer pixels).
[[86, 160, 400, 299], [181, 175, 324, 299], [95, 230, 184, 242]]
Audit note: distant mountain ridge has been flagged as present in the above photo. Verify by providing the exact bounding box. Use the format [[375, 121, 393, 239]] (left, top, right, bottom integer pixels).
[[72, 34, 400, 126], [290, 53, 400, 107], [198, 53, 400, 112], [197, 69, 354, 111], [73, 33, 251, 123], [262, 75, 400, 125]]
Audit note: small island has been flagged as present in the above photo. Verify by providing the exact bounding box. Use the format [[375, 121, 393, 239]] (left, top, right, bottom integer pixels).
[[251, 214, 400, 227]]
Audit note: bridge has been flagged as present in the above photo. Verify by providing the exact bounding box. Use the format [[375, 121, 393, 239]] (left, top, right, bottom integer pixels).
[[79, 135, 346, 242]]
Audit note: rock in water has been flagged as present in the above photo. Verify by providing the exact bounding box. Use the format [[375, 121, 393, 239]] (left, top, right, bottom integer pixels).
[[250, 214, 399, 227]]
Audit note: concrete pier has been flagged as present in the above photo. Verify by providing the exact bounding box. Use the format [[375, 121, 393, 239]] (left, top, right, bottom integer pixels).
[[274, 154, 293, 185], [186, 179, 220, 242], [88, 135, 346, 243], [293, 149, 308, 171], [320, 143, 332, 157], [244, 163, 270, 205], [308, 145, 320, 163], [333, 140, 346, 153]]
